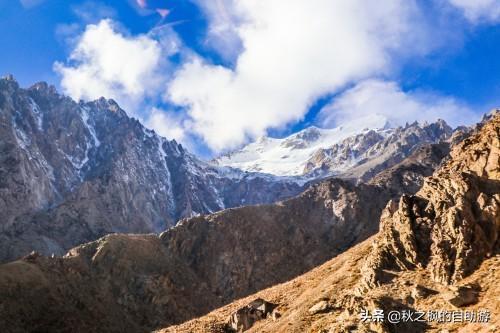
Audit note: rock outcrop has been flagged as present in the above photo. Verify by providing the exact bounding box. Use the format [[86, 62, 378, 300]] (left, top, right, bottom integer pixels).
[[227, 298, 278, 332], [362, 111, 499, 288]]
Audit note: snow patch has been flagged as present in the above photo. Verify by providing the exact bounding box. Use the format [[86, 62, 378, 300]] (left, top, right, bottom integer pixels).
[[215, 116, 389, 176], [80, 106, 101, 148], [12, 118, 31, 150], [28, 98, 43, 130]]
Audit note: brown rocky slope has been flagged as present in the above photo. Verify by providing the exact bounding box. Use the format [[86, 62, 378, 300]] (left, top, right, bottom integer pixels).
[[162, 111, 499, 333], [0, 133, 453, 333], [0, 177, 393, 333], [0, 96, 483, 332]]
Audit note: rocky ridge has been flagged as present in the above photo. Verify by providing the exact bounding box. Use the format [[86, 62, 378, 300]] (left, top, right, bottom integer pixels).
[[163, 111, 499, 333], [0, 76, 302, 262], [215, 118, 453, 181], [305, 119, 453, 181], [0, 129, 452, 332], [362, 110, 499, 288]]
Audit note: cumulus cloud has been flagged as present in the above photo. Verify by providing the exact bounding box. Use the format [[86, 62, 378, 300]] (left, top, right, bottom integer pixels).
[[447, 0, 500, 23], [54, 19, 167, 113], [317, 80, 477, 130], [167, 0, 434, 151], [146, 107, 188, 142]]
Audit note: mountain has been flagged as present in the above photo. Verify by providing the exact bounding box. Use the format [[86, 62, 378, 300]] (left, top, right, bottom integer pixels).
[[164, 110, 500, 333], [0, 177, 394, 333], [0, 110, 470, 332], [214, 118, 453, 181], [0, 75, 456, 264], [0, 75, 303, 262]]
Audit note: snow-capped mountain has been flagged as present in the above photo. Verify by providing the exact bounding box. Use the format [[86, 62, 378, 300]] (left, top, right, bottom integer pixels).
[[214, 117, 453, 180], [0, 75, 302, 261], [0, 74, 453, 262]]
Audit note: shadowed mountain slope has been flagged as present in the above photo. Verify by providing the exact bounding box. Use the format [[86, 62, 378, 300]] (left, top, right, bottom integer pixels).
[[163, 111, 500, 333]]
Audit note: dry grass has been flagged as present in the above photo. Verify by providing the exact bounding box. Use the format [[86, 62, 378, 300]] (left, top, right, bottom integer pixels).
[[159, 237, 499, 333]]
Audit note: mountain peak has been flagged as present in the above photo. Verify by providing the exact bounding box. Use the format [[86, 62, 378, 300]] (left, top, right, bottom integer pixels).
[[0, 74, 19, 89], [2, 73, 15, 82], [215, 118, 453, 178], [28, 81, 59, 96]]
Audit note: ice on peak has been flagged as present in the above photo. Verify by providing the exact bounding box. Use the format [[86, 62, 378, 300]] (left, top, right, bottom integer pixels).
[[213, 114, 401, 176]]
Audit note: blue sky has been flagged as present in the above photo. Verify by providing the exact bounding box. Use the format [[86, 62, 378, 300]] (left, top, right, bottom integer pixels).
[[0, 0, 499, 156]]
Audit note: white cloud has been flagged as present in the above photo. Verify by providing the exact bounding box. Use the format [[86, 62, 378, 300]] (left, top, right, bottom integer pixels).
[[317, 79, 477, 130], [193, 0, 244, 62], [167, 0, 434, 151], [54, 19, 165, 113], [146, 108, 188, 142], [447, 0, 500, 23], [54, 19, 191, 149]]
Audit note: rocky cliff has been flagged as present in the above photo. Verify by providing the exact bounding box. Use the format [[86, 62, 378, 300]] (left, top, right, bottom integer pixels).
[[362, 110, 499, 288], [164, 111, 499, 333], [0, 76, 302, 262]]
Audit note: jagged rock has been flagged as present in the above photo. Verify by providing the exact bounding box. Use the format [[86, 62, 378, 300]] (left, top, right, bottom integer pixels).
[[443, 284, 480, 307], [308, 300, 330, 314], [305, 119, 453, 181], [215, 118, 453, 179], [361, 111, 500, 289], [160, 112, 500, 333], [227, 298, 277, 332], [0, 76, 303, 263]]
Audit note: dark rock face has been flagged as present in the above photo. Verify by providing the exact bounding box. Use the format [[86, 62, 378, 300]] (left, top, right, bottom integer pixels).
[[0, 77, 302, 262], [160, 178, 393, 301]]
